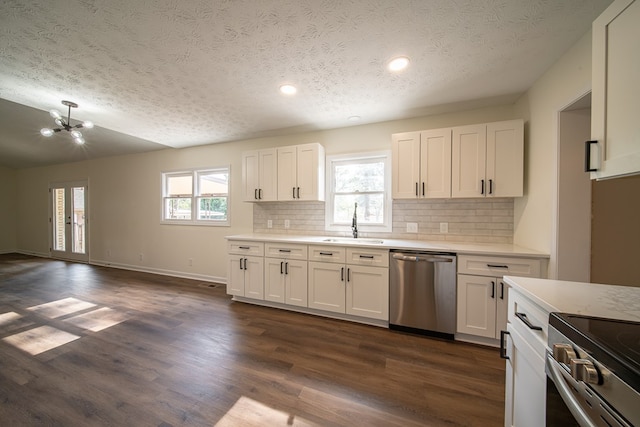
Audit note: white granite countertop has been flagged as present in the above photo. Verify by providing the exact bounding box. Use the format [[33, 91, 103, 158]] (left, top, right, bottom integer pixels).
[[504, 276, 640, 322], [225, 233, 549, 258]]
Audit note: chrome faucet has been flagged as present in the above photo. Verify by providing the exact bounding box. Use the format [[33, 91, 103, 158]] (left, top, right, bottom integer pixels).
[[351, 202, 358, 238]]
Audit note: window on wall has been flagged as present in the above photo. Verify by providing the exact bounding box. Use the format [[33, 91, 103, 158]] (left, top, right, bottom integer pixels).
[[162, 168, 229, 225], [325, 151, 392, 232]]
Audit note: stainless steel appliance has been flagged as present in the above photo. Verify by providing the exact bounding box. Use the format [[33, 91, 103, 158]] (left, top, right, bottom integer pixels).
[[389, 250, 456, 338], [546, 313, 640, 427]]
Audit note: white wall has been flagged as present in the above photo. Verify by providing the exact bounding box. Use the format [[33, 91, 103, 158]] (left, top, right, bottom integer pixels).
[[15, 104, 517, 281], [514, 31, 594, 270], [0, 166, 17, 253]]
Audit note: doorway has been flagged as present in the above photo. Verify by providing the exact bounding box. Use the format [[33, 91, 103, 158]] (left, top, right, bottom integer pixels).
[[555, 94, 592, 282], [50, 181, 89, 262]]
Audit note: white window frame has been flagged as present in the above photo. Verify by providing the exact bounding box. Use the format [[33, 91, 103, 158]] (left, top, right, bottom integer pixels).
[[325, 151, 392, 233], [161, 166, 230, 226]]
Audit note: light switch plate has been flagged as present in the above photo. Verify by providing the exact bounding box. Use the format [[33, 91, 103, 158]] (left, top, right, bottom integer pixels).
[[440, 222, 448, 233], [284, 219, 290, 229], [267, 220, 273, 228], [406, 223, 418, 233]]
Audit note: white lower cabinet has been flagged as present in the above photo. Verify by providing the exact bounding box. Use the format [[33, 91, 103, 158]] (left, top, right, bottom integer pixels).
[[503, 287, 548, 427], [264, 243, 308, 307], [345, 264, 389, 320], [456, 274, 504, 339], [308, 261, 346, 313], [227, 241, 265, 299], [307, 246, 389, 321], [456, 255, 544, 342], [227, 254, 264, 299]]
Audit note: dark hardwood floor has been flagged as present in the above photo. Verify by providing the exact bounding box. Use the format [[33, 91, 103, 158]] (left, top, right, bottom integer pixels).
[[0, 253, 505, 426]]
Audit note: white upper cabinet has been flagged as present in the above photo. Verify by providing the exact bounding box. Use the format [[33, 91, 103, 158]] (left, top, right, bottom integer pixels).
[[590, 0, 640, 180], [391, 128, 452, 199], [452, 124, 487, 198], [452, 120, 523, 198], [242, 149, 277, 202], [486, 120, 524, 197], [277, 143, 325, 201]]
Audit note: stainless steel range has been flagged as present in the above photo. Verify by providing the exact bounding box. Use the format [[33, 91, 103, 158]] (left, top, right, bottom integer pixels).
[[546, 313, 640, 427]]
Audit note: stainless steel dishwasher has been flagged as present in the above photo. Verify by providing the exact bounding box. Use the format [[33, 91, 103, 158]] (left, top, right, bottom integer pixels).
[[389, 250, 457, 338]]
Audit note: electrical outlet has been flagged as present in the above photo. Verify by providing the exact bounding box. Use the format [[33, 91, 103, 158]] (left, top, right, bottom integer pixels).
[[188, 258, 193, 266], [267, 219, 273, 229], [139, 253, 144, 261], [106, 249, 111, 257], [440, 222, 449, 234], [406, 223, 418, 233], [284, 219, 290, 229]]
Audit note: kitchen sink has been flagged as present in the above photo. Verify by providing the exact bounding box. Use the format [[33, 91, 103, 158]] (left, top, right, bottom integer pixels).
[[322, 238, 385, 244]]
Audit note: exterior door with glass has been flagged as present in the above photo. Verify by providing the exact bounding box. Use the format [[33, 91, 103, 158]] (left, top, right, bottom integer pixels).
[[50, 181, 89, 262]]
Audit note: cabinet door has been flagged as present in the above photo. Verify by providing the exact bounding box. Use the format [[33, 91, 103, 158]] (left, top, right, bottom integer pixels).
[[285, 259, 308, 307], [452, 124, 486, 198], [346, 265, 389, 320], [456, 274, 497, 338], [486, 120, 523, 197], [420, 128, 452, 198], [505, 323, 546, 427], [242, 151, 260, 201], [227, 254, 246, 296], [308, 261, 345, 313], [591, 0, 640, 180], [295, 144, 323, 201], [264, 258, 285, 303], [277, 146, 297, 201], [244, 256, 264, 300], [258, 149, 278, 201], [391, 132, 421, 199]]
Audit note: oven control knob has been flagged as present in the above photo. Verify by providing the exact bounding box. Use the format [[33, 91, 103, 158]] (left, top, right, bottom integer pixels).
[[552, 343, 577, 364], [570, 359, 601, 385]]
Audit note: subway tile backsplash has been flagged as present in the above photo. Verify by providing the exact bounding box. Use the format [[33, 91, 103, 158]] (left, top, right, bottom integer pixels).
[[253, 198, 514, 243]]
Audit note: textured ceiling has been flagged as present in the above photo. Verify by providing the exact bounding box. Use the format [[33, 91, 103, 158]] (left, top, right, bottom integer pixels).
[[0, 0, 612, 168]]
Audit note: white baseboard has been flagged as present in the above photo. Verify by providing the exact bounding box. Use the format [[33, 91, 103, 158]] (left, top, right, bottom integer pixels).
[[16, 249, 51, 258], [89, 259, 226, 284], [11, 251, 226, 285]]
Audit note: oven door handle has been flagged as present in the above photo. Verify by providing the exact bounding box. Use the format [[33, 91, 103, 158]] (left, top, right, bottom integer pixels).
[[546, 354, 598, 427]]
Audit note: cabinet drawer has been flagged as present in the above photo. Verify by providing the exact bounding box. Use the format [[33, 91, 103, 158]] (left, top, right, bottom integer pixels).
[[458, 255, 541, 278], [227, 240, 264, 256], [265, 243, 308, 260], [308, 245, 346, 263], [508, 289, 548, 358], [346, 248, 389, 267]]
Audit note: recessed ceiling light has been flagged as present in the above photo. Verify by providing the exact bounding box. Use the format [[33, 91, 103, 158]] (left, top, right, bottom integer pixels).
[[279, 84, 297, 95], [348, 115, 361, 122], [387, 56, 410, 72]]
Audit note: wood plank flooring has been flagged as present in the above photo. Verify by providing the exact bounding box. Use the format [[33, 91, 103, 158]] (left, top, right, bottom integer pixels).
[[0, 253, 506, 426]]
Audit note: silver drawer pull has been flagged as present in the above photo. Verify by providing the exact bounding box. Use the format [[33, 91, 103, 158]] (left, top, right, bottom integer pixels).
[[515, 312, 542, 330]]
